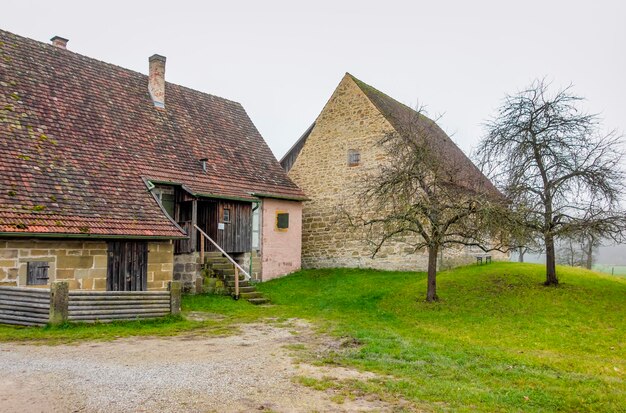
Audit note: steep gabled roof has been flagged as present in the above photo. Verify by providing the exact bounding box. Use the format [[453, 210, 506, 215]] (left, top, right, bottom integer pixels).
[[0, 29, 304, 237], [282, 73, 498, 196], [347, 74, 499, 196]]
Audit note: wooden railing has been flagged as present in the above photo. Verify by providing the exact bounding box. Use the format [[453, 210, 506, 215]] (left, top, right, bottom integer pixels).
[[194, 224, 250, 299]]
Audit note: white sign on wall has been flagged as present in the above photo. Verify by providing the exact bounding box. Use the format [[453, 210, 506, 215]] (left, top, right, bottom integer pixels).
[[218, 223, 225, 230]]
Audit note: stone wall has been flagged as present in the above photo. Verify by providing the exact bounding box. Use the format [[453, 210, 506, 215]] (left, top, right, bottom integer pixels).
[[147, 242, 174, 290], [0, 239, 173, 290], [250, 250, 262, 281], [173, 252, 200, 293], [287, 74, 508, 271]]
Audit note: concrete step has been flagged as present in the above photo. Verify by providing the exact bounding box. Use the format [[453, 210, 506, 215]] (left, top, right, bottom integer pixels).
[[247, 297, 270, 305], [239, 286, 256, 293]]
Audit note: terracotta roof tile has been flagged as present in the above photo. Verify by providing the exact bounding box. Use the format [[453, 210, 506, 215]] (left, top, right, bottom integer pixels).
[[0, 29, 304, 237]]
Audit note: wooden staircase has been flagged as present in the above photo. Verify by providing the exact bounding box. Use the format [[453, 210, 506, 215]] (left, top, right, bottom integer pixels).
[[204, 252, 269, 305]]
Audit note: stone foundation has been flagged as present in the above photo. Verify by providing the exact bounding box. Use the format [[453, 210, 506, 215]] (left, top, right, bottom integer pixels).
[[173, 252, 201, 292], [0, 239, 173, 290]]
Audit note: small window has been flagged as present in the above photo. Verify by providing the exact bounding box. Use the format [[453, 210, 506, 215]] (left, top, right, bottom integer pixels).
[[276, 212, 289, 230], [153, 186, 175, 218], [348, 149, 360, 166], [223, 208, 231, 223], [27, 261, 49, 285]]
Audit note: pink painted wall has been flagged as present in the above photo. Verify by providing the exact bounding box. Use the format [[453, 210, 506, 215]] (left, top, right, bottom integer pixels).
[[260, 198, 302, 281]]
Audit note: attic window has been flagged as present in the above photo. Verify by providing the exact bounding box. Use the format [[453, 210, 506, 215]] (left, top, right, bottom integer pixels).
[[348, 149, 361, 167], [153, 186, 175, 219]]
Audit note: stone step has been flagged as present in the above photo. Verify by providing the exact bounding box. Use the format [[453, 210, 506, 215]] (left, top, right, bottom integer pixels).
[[210, 263, 234, 270], [226, 280, 250, 288], [247, 297, 270, 305], [204, 251, 224, 258], [240, 291, 263, 299], [239, 286, 256, 293], [225, 273, 245, 280]]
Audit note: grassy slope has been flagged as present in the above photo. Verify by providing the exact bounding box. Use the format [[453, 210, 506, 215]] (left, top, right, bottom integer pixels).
[[188, 262, 626, 412], [1, 263, 624, 411]]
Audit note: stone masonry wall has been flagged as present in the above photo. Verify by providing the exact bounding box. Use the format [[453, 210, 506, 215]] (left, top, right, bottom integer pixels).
[[287, 74, 507, 271], [173, 252, 200, 293], [0, 239, 173, 290]]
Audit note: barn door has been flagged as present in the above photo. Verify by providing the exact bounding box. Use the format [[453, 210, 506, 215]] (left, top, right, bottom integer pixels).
[[107, 241, 148, 291]]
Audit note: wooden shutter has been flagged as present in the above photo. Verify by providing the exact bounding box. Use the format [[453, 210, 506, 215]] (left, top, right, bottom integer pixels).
[[27, 261, 50, 285]]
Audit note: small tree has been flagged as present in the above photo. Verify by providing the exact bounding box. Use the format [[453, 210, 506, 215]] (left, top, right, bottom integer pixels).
[[351, 108, 503, 301], [477, 80, 626, 285]]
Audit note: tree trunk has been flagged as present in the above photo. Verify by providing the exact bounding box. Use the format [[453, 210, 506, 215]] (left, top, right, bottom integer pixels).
[[426, 244, 439, 302], [585, 236, 594, 270], [518, 247, 525, 263], [544, 234, 558, 285]]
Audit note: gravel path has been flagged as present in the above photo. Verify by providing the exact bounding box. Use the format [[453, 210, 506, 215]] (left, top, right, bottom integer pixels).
[[0, 320, 394, 412]]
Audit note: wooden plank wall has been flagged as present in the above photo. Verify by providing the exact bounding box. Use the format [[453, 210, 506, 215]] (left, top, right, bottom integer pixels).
[[195, 200, 252, 254], [0, 286, 50, 326], [67, 291, 171, 323]]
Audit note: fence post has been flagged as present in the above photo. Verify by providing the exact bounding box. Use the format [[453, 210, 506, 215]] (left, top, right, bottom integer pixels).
[[169, 281, 181, 315], [49, 281, 69, 325], [234, 266, 240, 299]]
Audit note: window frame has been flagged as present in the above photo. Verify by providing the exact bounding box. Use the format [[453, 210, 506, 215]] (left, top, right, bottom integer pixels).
[[223, 208, 231, 223], [347, 149, 361, 167], [275, 211, 289, 231], [26, 261, 49, 286]]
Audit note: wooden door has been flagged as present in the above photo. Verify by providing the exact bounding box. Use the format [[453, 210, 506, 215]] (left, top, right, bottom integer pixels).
[[107, 241, 148, 291]]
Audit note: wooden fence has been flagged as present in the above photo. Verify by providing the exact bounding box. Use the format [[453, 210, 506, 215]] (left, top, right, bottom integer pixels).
[[0, 282, 181, 327], [0, 286, 50, 326], [68, 291, 171, 322]]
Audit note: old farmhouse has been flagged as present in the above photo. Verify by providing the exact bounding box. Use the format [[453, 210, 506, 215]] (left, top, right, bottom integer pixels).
[[282, 73, 505, 271], [0, 29, 306, 294]]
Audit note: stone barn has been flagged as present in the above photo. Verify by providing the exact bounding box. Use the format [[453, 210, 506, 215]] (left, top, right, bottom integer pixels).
[[281, 73, 506, 271]]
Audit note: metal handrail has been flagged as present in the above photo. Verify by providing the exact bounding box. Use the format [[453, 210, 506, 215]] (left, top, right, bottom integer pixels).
[[193, 224, 251, 281]]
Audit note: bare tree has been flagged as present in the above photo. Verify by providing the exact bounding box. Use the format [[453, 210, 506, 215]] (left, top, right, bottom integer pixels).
[[557, 231, 600, 269], [477, 79, 626, 285], [350, 108, 504, 301]]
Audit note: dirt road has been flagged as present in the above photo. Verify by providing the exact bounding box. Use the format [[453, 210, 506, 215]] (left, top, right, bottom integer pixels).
[[0, 320, 393, 412]]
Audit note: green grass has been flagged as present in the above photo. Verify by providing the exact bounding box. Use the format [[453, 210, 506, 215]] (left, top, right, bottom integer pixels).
[[0, 315, 232, 344], [1, 262, 624, 411], [593, 264, 626, 277], [187, 262, 626, 412]]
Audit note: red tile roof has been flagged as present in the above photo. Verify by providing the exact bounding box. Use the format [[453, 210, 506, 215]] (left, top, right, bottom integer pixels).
[[0, 29, 305, 238]]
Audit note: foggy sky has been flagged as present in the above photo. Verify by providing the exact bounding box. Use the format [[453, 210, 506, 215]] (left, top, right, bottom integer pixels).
[[2, 0, 625, 161]]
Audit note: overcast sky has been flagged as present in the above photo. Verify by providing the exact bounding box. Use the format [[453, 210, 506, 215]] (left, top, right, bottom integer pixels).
[[2, 0, 625, 160]]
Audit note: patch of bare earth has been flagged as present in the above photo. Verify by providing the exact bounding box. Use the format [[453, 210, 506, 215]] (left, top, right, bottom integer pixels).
[[0, 319, 407, 412]]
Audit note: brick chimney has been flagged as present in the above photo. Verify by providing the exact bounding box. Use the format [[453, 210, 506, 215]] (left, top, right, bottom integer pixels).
[[50, 36, 68, 49], [148, 54, 166, 108]]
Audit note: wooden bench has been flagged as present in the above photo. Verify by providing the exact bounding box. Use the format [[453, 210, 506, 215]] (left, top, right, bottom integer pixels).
[[475, 255, 492, 265]]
